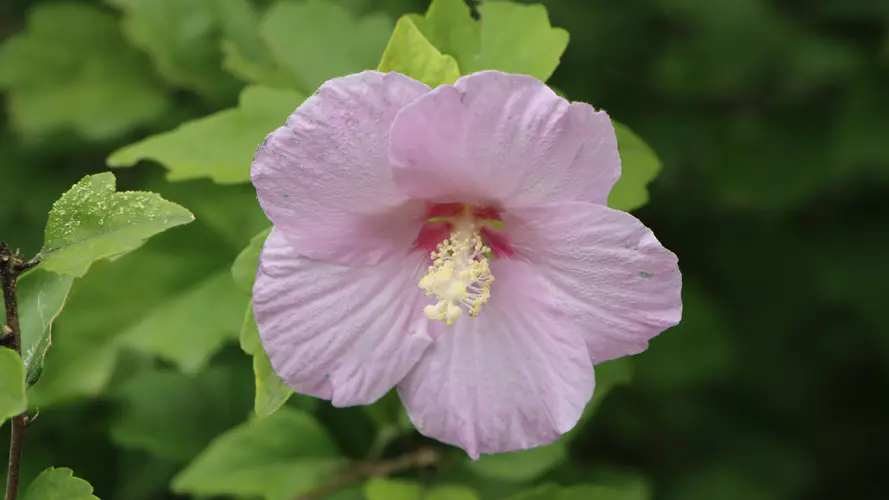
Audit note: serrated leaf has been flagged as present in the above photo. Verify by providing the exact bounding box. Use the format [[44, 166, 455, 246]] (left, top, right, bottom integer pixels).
[[110, 365, 253, 462], [0, 3, 169, 140], [37, 173, 194, 277], [232, 227, 271, 293], [172, 409, 343, 500], [469, 358, 632, 482], [260, 0, 393, 93], [413, 1, 568, 82], [609, 122, 663, 212], [104, 0, 242, 100], [241, 304, 293, 418], [507, 482, 650, 500], [379, 16, 460, 87], [21, 467, 99, 500], [118, 271, 246, 374], [0, 347, 26, 426], [15, 270, 74, 386], [408, 0, 479, 74], [108, 85, 304, 184]]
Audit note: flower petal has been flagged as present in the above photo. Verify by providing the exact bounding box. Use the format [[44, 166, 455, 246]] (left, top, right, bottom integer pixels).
[[389, 70, 619, 207], [398, 259, 594, 458], [505, 202, 682, 364], [252, 71, 430, 266], [254, 228, 434, 406]]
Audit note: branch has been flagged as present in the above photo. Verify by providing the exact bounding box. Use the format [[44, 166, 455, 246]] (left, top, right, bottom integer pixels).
[[295, 447, 440, 500], [1, 243, 30, 500]]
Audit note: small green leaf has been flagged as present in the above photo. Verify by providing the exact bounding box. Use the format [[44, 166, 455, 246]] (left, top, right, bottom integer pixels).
[[0, 347, 26, 426], [108, 86, 304, 184], [414, 1, 568, 82], [104, 0, 242, 100], [232, 227, 272, 293], [241, 304, 293, 418], [15, 270, 74, 386], [118, 271, 247, 374], [260, 0, 393, 93], [21, 467, 99, 500], [37, 173, 194, 277], [364, 479, 423, 500], [379, 17, 460, 87], [408, 0, 479, 74], [0, 3, 169, 139], [609, 122, 663, 212], [172, 409, 343, 500], [507, 482, 650, 500], [110, 365, 253, 462]]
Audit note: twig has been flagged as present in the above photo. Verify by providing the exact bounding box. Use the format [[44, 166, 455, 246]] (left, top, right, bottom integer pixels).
[[1, 243, 30, 500], [295, 447, 440, 500]]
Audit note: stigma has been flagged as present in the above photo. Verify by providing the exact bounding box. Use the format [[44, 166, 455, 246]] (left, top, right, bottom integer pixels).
[[418, 222, 494, 326]]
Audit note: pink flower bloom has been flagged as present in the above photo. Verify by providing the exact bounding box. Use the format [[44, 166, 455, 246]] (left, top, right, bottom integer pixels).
[[251, 70, 682, 458]]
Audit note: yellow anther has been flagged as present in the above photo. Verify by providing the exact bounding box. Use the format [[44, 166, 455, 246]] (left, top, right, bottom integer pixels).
[[419, 226, 494, 326]]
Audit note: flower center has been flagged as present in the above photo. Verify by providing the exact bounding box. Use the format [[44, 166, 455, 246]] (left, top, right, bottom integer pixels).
[[418, 220, 494, 327]]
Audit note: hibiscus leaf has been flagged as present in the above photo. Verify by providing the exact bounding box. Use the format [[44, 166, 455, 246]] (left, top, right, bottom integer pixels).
[[37, 173, 194, 277], [118, 271, 246, 374], [0, 347, 26, 426], [379, 16, 460, 87], [0, 3, 169, 140], [110, 365, 253, 462], [412, 0, 567, 82], [104, 0, 242, 100], [21, 468, 99, 500], [609, 122, 663, 213], [172, 409, 344, 500], [108, 86, 304, 184], [232, 227, 271, 293], [241, 304, 293, 418], [260, 0, 393, 93], [13, 269, 75, 387]]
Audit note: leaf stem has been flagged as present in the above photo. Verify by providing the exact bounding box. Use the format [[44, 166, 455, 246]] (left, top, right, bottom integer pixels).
[[294, 447, 440, 500], [1, 243, 31, 500]]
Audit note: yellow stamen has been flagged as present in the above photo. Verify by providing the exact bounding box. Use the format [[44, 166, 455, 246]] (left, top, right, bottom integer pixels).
[[418, 224, 494, 326]]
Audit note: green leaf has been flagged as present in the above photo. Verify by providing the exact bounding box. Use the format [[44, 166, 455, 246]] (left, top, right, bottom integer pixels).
[[379, 17, 460, 87], [232, 227, 272, 293], [110, 365, 253, 462], [37, 173, 194, 277], [609, 122, 663, 212], [413, 1, 568, 81], [15, 270, 74, 386], [507, 482, 650, 500], [260, 0, 393, 93], [21, 467, 99, 500], [364, 479, 423, 500], [104, 0, 242, 100], [468, 358, 633, 481], [172, 408, 344, 500], [108, 85, 304, 184], [118, 271, 246, 374], [0, 347, 26, 425], [426, 485, 481, 500], [241, 304, 293, 418], [0, 3, 169, 140], [408, 0, 479, 74]]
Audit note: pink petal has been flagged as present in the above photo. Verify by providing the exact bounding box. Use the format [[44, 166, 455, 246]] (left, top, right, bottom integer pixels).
[[252, 71, 430, 266], [389, 70, 619, 207], [253, 228, 434, 406], [397, 259, 594, 458], [505, 202, 682, 364]]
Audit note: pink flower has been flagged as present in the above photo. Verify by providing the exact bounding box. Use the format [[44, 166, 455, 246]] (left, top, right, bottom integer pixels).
[[251, 70, 682, 458]]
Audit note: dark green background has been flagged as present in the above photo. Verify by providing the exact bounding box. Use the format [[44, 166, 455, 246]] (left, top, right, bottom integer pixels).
[[1, 0, 888, 499]]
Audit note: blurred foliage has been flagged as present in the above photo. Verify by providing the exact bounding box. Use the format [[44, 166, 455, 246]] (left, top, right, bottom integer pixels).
[[1, 0, 888, 499]]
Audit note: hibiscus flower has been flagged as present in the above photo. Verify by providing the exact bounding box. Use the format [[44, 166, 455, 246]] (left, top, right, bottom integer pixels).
[[251, 70, 682, 458]]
